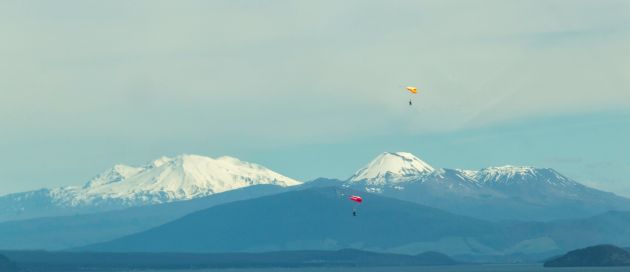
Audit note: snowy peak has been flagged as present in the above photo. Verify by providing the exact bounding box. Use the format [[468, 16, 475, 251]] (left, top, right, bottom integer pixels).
[[83, 164, 143, 189], [71, 154, 301, 206], [347, 152, 578, 189], [470, 165, 537, 182], [150, 156, 172, 168], [471, 165, 577, 186], [349, 152, 435, 184]]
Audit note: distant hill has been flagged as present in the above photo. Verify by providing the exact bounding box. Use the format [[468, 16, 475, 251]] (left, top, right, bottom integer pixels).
[[0, 254, 19, 272], [452, 210, 630, 261], [544, 245, 630, 267], [0, 179, 350, 251], [82, 187, 630, 261], [0, 249, 456, 271], [532, 211, 630, 251], [0, 185, 285, 250], [84, 187, 497, 253]]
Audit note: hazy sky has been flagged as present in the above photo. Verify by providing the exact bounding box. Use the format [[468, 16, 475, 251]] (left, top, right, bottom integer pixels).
[[1, 1, 629, 196]]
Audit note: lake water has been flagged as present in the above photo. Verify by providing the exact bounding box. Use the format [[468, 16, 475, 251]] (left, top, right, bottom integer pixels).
[[140, 264, 630, 272]]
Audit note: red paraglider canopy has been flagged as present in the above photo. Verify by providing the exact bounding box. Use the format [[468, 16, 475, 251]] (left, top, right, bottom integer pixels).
[[349, 195, 363, 203]]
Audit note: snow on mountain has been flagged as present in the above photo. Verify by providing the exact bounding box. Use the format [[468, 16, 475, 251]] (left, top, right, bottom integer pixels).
[[348, 152, 579, 188], [82, 164, 144, 189], [344, 152, 630, 221], [3, 151, 626, 223], [72, 155, 300, 203], [471, 165, 578, 187], [0, 154, 301, 220], [349, 152, 435, 185], [69, 154, 301, 206]]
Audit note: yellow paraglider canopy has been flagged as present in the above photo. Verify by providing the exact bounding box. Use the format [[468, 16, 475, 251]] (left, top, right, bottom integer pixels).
[[406, 86, 418, 94]]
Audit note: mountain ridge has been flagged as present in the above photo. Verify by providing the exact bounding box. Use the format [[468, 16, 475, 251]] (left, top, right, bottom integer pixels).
[[81, 186, 630, 259], [345, 152, 630, 221], [83, 186, 498, 253], [0, 185, 287, 250], [2, 151, 629, 223], [0, 154, 300, 222], [544, 245, 630, 267]]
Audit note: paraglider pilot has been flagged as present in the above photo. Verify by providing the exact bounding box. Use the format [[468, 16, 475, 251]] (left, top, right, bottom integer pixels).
[[405, 86, 418, 106], [349, 195, 362, 217]]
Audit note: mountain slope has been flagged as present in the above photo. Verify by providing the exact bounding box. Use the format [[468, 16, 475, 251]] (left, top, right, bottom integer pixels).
[[0, 185, 286, 250], [544, 245, 630, 267], [347, 152, 630, 221], [82, 187, 630, 259], [538, 211, 630, 251], [0, 154, 300, 222], [76, 155, 299, 204], [0, 254, 19, 272], [0, 180, 369, 251], [84, 187, 497, 253]]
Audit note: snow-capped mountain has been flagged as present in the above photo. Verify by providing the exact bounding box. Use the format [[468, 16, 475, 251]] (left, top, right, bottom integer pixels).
[[3, 151, 629, 223], [73, 154, 300, 206], [348, 152, 579, 189], [471, 165, 576, 186], [349, 152, 434, 185], [0, 154, 300, 222], [346, 152, 630, 221]]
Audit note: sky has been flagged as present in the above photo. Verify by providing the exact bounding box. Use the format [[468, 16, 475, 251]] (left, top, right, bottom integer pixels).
[[0, 0, 629, 196]]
